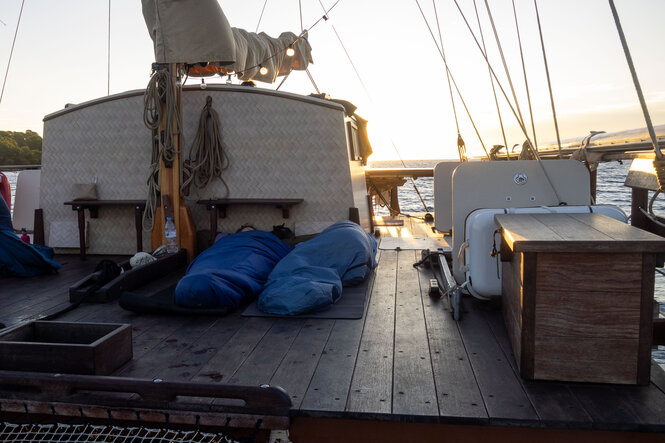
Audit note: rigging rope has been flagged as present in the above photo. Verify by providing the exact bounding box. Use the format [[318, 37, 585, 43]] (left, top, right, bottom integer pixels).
[[415, 0, 490, 160], [512, 0, 537, 149], [142, 68, 182, 231], [607, 1, 664, 199], [472, 0, 509, 160], [0, 0, 24, 105], [534, 0, 562, 158]]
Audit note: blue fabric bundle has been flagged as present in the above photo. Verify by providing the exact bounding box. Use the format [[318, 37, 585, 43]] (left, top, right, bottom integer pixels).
[[174, 230, 292, 309], [0, 198, 60, 277], [259, 220, 377, 315]]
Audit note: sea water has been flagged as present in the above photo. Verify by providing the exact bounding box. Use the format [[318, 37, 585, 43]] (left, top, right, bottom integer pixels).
[[5, 165, 665, 363]]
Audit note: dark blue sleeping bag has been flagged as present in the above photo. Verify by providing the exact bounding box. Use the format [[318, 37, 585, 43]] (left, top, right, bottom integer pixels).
[[174, 230, 292, 309], [0, 198, 60, 277], [258, 221, 377, 315]]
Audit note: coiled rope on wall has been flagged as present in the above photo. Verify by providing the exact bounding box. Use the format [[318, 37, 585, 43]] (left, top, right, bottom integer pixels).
[[182, 96, 230, 196]]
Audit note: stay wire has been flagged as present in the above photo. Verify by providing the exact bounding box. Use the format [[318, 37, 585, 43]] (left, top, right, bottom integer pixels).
[[473, 0, 509, 160], [512, 0, 537, 149], [483, 0, 527, 137], [255, 0, 269, 32], [415, 0, 490, 160], [433, 0, 466, 162], [234, 0, 342, 79], [451, 0, 534, 154], [107, 0, 111, 96], [318, 0, 430, 212], [534, 0, 563, 157], [317, 0, 372, 101], [433, 1, 459, 136], [0, 0, 25, 105], [453, 0, 563, 204]]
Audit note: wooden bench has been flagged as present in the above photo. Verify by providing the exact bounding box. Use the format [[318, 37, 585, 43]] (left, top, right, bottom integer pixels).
[[496, 212, 665, 385], [64, 200, 146, 259], [197, 198, 303, 242]]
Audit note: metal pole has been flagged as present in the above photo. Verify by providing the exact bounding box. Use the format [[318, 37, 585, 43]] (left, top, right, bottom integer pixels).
[[608, 0, 661, 159]]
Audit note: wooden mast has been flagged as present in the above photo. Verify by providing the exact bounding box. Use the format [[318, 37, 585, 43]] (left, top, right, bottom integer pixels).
[[155, 63, 195, 261]]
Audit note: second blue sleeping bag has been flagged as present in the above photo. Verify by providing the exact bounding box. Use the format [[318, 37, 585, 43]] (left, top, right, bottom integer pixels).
[[175, 230, 292, 309], [258, 221, 378, 315]]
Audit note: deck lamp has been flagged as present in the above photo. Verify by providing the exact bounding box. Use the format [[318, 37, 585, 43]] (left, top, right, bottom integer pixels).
[[259, 65, 268, 75], [286, 45, 295, 57]]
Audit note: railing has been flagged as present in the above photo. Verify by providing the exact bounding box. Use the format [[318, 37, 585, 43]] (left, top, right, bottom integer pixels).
[[0, 164, 41, 171]]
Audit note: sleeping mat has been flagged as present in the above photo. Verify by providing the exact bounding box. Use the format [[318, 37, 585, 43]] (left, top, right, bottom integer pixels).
[[258, 220, 377, 315], [0, 198, 60, 277], [174, 230, 292, 309]]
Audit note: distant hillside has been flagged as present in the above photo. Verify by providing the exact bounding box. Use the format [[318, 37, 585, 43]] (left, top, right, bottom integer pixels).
[[0, 130, 42, 165]]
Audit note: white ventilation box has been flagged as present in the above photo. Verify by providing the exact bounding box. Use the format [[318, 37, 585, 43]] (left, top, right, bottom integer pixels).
[[461, 205, 628, 299]]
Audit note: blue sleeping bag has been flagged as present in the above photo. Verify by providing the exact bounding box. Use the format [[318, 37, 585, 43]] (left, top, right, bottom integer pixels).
[[0, 198, 60, 277], [258, 220, 377, 315], [174, 230, 292, 309]]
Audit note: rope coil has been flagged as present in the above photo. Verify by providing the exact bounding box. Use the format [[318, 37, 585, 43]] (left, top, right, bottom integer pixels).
[[182, 96, 230, 196]]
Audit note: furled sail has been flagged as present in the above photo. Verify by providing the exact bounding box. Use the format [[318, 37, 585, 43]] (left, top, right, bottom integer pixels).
[[141, 0, 312, 83]]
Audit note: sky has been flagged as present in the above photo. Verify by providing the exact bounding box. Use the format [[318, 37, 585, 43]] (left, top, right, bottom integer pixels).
[[0, 0, 663, 160]]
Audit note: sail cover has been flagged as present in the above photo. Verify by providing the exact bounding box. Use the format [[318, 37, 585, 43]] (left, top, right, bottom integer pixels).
[[142, 0, 312, 83]]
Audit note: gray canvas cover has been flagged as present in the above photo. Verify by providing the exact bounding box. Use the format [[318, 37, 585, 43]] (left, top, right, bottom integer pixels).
[[142, 0, 235, 65], [142, 0, 312, 83]]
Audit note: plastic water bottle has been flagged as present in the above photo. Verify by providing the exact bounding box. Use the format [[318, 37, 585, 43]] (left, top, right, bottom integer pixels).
[[165, 216, 178, 253]]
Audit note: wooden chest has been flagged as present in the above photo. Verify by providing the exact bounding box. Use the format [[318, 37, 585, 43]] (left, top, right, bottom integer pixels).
[[0, 321, 132, 375], [496, 212, 665, 385]]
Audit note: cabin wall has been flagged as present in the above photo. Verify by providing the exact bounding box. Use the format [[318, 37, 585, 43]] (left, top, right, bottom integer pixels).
[[41, 86, 366, 255]]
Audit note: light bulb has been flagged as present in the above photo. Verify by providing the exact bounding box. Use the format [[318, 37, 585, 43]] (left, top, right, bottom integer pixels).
[[200, 79, 207, 90], [286, 46, 295, 57], [259, 65, 268, 75]]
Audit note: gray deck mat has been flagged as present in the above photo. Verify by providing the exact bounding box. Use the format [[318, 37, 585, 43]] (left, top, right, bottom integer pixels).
[[241, 272, 374, 319]]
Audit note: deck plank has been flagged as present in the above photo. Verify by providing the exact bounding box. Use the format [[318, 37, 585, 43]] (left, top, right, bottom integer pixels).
[[392, 250, 438, 416], [416, 265, 487, 420], [300, 318, 366, 412], [152, 314, 247, 382], [570, 383, 665, 431], [483, 306, 593, 424], [226, 318, 305, 386], [457, 298, 539, 422], [117, 316, 218, 379], [270, 319, 335, 408], [346, 250, 397, 414], [193, 316, 276, 384]]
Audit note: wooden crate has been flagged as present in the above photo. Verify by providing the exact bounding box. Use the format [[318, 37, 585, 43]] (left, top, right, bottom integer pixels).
[[496, 213, 665, 385], [0, 321, 132, 375]]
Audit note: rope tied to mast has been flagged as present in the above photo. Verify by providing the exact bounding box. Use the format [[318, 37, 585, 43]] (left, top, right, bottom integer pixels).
[[142, 68, 183, 231]]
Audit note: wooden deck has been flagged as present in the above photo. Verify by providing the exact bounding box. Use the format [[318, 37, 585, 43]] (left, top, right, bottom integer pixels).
[[1, 217, 665, 441]]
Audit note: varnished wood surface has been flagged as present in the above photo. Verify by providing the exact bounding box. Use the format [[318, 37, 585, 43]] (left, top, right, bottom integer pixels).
[[1, 218, 665, 434], [496, 213, 665, 253]]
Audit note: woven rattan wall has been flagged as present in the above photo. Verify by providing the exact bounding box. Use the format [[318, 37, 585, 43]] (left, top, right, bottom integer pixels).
[[41, 86, 363, 255]]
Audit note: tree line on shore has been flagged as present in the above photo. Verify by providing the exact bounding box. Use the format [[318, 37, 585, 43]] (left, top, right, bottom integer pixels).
[[0, 130, 42, 165]]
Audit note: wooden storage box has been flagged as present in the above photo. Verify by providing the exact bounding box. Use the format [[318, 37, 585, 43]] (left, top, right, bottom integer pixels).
[[0, 321, 132, 375], [496, 213, 665, 385]]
